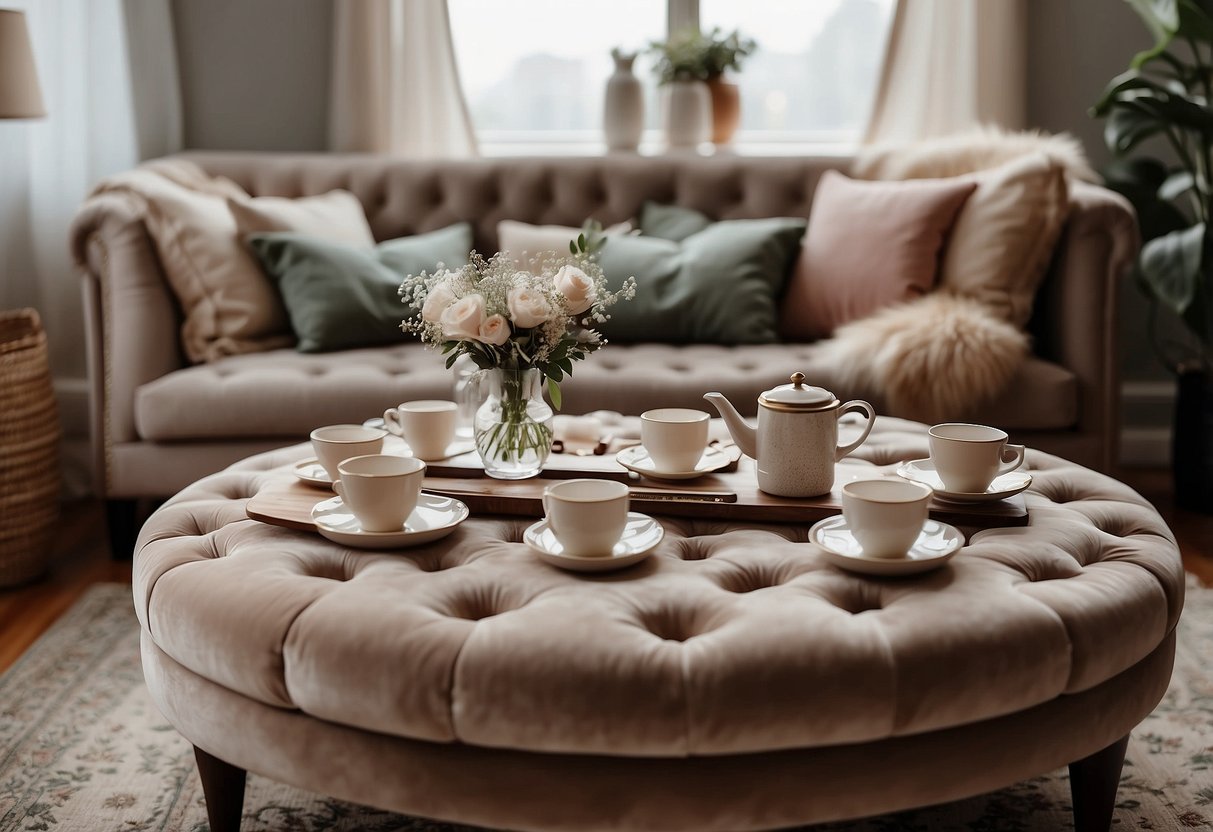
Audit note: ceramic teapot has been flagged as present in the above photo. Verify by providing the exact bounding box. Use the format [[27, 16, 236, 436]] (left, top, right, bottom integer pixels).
[[704, 373, 875, 497]]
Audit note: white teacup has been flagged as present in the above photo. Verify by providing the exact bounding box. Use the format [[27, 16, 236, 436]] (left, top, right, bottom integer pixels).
[[310, 424, 388, 482], [334, 454, 426, 533], [384, 400, 458, 461], [640, 408, 710, 472], [841, 479, 933, 558], [542, 478, 629, 557], [928, 423, 1026, 494]]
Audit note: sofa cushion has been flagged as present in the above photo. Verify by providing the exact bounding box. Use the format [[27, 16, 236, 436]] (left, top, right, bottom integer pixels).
[[229, 190, 375, 248], [248, 224, 473, 353], [939, 153, 1070, 328], [779, 171, 976, 342], [638, 201, 712, 242], [133, 344, 1077, 442], [595, 218, 806, 344], [496, 220, 634, 272]]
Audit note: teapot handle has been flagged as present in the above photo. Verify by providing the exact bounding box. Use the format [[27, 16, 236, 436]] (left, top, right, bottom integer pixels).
[[835, 400, 876, 461]]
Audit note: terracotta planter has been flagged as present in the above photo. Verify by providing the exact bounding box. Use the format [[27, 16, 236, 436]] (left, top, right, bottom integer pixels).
[[707, 78, 741, 145]]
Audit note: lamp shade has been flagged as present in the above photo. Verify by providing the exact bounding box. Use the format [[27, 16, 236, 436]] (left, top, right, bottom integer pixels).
[[0, 9, 45, 119]]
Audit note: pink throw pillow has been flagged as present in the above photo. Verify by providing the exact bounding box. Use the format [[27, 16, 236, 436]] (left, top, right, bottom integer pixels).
[[779, 170, 977, 342]]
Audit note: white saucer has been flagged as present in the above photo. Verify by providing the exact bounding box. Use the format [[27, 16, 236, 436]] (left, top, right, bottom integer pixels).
[[295, 458, 335, 488], [615, 445, 732, 481], [525, 512, 664, 572], [311, 493, 469, 549], [809, 515, 963, 576], [896, 458, 1032, 503]]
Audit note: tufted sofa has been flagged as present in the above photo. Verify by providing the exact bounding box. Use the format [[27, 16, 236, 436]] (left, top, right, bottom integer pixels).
[[72, 153, 1138, 508], [136, 418, 1182, 831]]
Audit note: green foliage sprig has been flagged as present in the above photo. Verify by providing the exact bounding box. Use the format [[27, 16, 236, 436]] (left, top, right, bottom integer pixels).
[[649, 27, 756, 86]]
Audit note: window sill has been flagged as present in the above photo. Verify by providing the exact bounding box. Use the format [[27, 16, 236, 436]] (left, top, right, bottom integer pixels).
[[475, 140, 858, 159]]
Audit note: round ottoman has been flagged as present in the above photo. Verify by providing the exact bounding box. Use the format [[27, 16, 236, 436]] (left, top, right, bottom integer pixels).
[[133, 417, 1184, 832]]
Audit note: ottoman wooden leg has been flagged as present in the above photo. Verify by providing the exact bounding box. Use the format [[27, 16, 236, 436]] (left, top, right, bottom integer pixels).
[[194, 745, 247, 832], [1069, 734, 1129, 832]]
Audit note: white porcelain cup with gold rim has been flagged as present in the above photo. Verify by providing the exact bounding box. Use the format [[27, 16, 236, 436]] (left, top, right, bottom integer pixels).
[[841, 479, 933, 558], [640, 408, 710, 472], [383, 400, 458, 461], [310, 424, 388, 482], [542, 478, 629, 557], [928, 423, 1026, 494], [334, 454, 426, 533]]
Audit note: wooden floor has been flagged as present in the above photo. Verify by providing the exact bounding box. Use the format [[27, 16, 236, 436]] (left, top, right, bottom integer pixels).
[[0, 469, 1210, 675]]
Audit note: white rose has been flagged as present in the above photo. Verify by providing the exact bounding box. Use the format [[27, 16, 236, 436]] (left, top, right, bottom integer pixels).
[[478, 313, 511, 346], [421, 282, 457, 323], [554, 265, 597, 315], [506, 286, 552, 328], [440, 294, 486, 341]]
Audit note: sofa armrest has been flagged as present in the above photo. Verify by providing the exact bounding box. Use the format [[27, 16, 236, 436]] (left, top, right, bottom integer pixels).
[[71, 192, 185, 494], [1031, 182, 1140, 472]]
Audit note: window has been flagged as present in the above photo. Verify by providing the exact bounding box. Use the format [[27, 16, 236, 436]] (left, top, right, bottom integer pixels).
[[700, 0, 896, 145], [449, 1, 665, 152], [448, 0, 896, 154]]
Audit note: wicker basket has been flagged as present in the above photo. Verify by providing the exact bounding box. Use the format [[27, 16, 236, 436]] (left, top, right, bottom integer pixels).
[[0, 308, 60, 586]]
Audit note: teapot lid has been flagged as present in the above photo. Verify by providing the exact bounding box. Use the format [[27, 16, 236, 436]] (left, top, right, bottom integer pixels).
[[759, 372, 837, 412]]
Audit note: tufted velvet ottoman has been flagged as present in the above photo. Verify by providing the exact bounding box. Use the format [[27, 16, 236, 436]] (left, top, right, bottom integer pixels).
[[134, 417, 1183, 832]]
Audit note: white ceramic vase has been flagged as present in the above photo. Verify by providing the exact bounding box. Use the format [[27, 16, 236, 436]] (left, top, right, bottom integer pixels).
[[603, 52, 644, 152], [662, 80, 711, 150]]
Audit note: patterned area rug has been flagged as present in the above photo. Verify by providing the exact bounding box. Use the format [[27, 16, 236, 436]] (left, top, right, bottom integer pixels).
[[0, 581, 1210, 832]]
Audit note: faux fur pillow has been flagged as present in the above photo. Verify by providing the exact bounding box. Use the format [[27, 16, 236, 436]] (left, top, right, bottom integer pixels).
[[851, 126, 1097, 183], [811, 293, 1030, 424]]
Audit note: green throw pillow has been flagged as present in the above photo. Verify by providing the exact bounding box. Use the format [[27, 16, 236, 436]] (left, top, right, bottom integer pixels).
[[638, 201, 713, 242], [597, 216, 806, 344], [248, 224, 473, 353]]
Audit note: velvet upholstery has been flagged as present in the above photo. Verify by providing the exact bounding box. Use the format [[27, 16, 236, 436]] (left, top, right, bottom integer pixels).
[[72, 154, 1138, 500], [134, 418, 1181, 829]]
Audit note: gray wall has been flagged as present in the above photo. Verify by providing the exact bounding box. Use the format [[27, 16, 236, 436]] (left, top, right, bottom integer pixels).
[[1027, 0, 1171, 386], [172, 0, 332, 151]]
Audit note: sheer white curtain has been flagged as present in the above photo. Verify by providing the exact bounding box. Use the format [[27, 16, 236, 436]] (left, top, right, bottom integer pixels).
[[329, 0, 478, 157], [0, 0, 181, 492], [864, 0, 1026, 145]]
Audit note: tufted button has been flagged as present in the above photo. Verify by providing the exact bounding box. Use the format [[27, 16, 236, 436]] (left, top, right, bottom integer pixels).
[[677, 539, 712, 561], [437, 585, 526, 621], [716, 564, 784, 594], [638, 603, 722, 642], [1032, 479, 1079, 504], [812, 584, 883, 615], [1014, 559, 1083, 583]]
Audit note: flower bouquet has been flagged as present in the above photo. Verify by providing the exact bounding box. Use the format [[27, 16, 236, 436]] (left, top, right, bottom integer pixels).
[[401, 232, 636, 479]]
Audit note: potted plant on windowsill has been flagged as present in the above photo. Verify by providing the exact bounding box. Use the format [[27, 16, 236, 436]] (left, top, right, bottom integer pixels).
[[1092, 0, 1213, 512], [650, 27, 756, 147]]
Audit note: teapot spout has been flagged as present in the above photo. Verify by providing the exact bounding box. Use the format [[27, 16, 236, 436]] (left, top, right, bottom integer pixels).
[[703, 392, 758, 459]]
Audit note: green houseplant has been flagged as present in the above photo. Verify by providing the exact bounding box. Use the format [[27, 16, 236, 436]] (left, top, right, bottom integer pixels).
[[650, 28, 756, 145], [1092, 0, 1213, 510]]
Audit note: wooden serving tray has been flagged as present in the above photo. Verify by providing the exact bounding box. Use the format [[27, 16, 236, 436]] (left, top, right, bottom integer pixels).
[[247, 456, 1028, 532]]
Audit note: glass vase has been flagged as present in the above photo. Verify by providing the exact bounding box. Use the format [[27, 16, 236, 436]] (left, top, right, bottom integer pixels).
[[474, 368, 554, 479]]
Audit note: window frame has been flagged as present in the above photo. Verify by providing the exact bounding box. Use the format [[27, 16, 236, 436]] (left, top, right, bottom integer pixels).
[[462, 0, 884, 158]]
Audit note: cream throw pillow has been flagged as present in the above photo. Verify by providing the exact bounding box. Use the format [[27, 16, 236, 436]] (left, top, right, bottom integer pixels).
[[940, 153, 1069, 328], [497, 219, 634, 272], [89, 163, 377, 363], [228, 190, 374, 248]]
